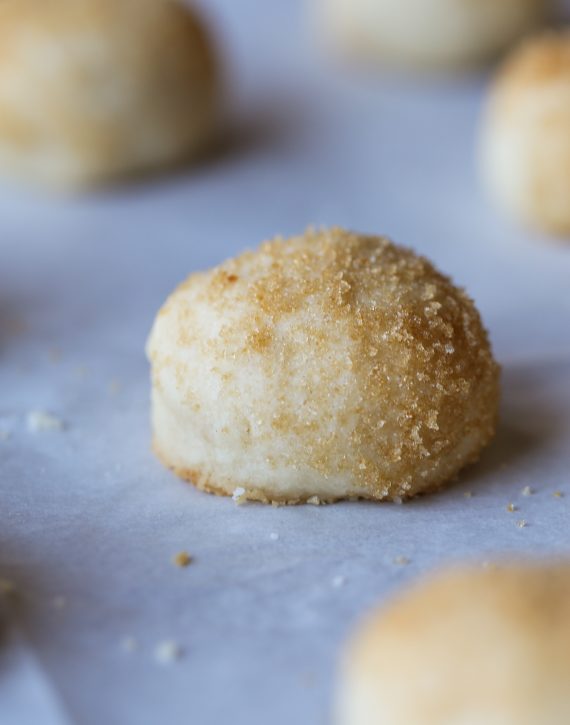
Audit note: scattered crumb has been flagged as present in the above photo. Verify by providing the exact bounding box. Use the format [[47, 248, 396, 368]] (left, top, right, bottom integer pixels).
[[232, 487, 246, 505], [332, 575, 346, 588], [553, 491, 564, 499], [0, 430, 10, 441], [0, 578, 15, 595], [393, 496, 403, 505], [109, 379, 122, 395], [121, 636, 138, 653], [52, 595, 66, 609], [481, 561, 497, 570], [173, 551, 192, 568], [48, 348, 62, 363], [463, 491, 473, 499], [74, 365, 88, 379], [307, 496, 321, 505], [506, 503, 518, 512], [27, 411, 64, 433], [521, 486, 534, 497], [269, 532, 279, 541], [393, 556, 410, 566], [155, 640, 183, 664], [516, 519, 528, 529]]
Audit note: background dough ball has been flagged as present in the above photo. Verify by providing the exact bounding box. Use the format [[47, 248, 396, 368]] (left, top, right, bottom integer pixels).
[[481, 32, 570, 235], [147, 228, 499, 504], [318, 0, 546, 70], [0, 0, 218, 189], [337, 563, 570, 725]]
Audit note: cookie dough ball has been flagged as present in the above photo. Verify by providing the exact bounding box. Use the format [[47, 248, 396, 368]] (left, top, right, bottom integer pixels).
[[319, 0, 546, 70], [0, 0, 218, 189], [481, 32, 570, 235], [147, 228, 499, 504], [337, 563, 570, 725]]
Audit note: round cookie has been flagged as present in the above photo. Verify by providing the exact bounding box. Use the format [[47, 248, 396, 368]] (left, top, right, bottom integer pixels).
[[318, 0, 546, 71], [481, 31, 570, 235], [337, 563, 570, 725], [0, 0, 218, 189], [147, 228, 499, 504]]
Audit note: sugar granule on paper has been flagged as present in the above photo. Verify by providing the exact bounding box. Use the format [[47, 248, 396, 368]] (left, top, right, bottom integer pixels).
[[155, 640, 183, 664], [27, 411, 64, 432], [121, 636, 138, 653]]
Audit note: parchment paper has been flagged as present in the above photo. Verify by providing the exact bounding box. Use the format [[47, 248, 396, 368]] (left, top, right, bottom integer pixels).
[[1, 1, 570, 723]]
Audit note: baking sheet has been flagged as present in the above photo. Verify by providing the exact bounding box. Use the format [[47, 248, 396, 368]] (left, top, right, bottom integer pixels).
[[2, 1, 570, 723]]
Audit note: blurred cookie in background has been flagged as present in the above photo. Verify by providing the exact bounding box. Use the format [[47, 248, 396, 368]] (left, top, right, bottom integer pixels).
[[481, 31, 570, 236], [317, 0, 547, 71], [336, 562, 570, 725], [0, 0, 220, 190]]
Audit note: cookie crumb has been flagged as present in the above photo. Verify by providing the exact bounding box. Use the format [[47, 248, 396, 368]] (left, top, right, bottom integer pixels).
[[394, 556, 410, 566], [173, 551, 192, 568], [0, 578, 15, 595], [463, 491, 473, 499], [332, 575, 346, 588], [27, 410, 64, 432], [506, 503, 518, 512], [52, 595, 66, 609], [109, 379, 122, 395], [307, 496, 321, 505], [232, 487, 246, 504], [521, 486, 534, 497], [0, 430, 10, 441], [516, 519, 528, 529], [155, 640, 183, 664], [269, 532, 279, 541], [553, 491, 564, 498], [393, 496, 403, 505], [121, 636, 138, 653], [48, 348, 62, 363]]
